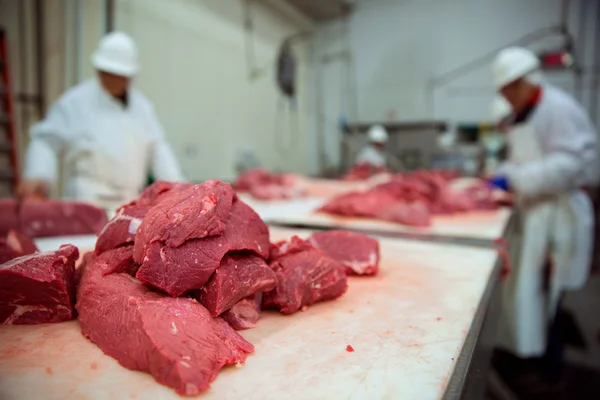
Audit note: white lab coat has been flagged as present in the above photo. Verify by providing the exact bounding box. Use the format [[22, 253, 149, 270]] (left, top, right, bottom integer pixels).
[[355, 144, 387, 167], [497, 84, 598, 357], [24, 79, 184, 210]]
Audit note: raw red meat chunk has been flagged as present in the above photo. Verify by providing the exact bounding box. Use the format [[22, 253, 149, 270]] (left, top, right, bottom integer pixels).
[[318, 170, 498, 227], [76, 256, 253, 396], [233, 168, 304, 200], [135, 195, 270, 297], [342, 162, 389, 181], [222, 294, 263, 330], [96, 181, 193, 255], [0, 230, 38, 264], [308, 230, 380, 276], [0, 198, 107, 237], [95, 205, 146, 254], [0, 244, 79, 324], [233, 168, 284, 191], [263, 236, 348, 315], [134, 181, 234, 258], [318, 191, 431, 227], [197, 252, 277, 316], [96, 245, 139, 277]]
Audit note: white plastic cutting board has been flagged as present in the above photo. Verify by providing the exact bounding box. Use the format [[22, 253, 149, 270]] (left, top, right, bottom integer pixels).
[[242, 196, 512, 242], [0, 227, 497, 400]]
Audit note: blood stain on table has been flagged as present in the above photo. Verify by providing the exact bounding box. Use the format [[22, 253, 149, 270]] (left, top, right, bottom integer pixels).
[[90, 361, 98, 370], [346, 345, 355, 352], [45, 366, 53, 375]]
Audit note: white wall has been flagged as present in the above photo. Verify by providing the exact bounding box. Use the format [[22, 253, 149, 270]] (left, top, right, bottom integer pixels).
[[109, 0, 315, 181], [313, 0, 600, 166]]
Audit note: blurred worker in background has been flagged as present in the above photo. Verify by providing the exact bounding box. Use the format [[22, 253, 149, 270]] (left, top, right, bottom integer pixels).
[[355, 125, 389, 167], [18, 32, 184, 210], [489, 47, 599, 390]]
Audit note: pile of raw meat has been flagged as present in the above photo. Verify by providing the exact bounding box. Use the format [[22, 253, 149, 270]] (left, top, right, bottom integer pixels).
[[320, 170, 497, 227], [342, 162, 389, 181], [0, 179, 381, 396], [0, 198, 107, 237], [233, 168, 305, 200]]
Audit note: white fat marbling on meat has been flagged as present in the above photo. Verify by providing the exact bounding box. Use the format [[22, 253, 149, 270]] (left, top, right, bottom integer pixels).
[[171, 213, 184, 223], [346, 251, 377, 273], [179, 361, 191, 368], [127, 218, 142, 235], [171, 321, 178, 334], [2, 305, 50, 325], [185, 383, 198, 396]]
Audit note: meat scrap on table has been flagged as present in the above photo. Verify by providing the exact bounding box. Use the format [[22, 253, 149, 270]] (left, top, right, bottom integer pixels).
[[319, 170, 498, 227], [0, 230, 38, 264], [0, 198, 107, 237], [233, 168, 305, 200], [0, 179, 382, 396]]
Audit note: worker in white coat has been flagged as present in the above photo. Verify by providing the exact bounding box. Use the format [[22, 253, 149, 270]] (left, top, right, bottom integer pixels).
[[491, 95, 513, 133], [18, 32, 184, 210], [489, 47, 599, 386], [355, 125, 389, 167]]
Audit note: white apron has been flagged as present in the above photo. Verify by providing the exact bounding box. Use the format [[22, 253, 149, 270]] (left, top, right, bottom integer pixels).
[[497, 120, 594, 357], [63, 94, 153, 211]]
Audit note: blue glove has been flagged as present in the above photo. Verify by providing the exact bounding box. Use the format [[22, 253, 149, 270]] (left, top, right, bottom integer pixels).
[[488, 175, 510, 191]]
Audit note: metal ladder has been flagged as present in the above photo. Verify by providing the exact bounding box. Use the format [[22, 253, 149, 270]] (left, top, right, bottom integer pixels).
[[0, 28, 19, 197]]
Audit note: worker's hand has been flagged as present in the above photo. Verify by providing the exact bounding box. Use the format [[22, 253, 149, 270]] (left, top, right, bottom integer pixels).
[[488, 175, 510, 191], [16, 179, 48, 199]]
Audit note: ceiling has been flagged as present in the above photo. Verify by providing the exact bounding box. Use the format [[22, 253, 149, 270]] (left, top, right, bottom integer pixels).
[[282, 0, 352, 22]]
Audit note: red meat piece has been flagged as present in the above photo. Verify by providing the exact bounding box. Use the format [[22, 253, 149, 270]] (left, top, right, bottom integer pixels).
[[233, 168, 284, 191], [308, 230, 380, 275], [76, 256, 253, 396], [197, 252, 276, 316], [135, 198, 270, 297], [96, 245, 139, 277], [343, 163, 389, 181], [249, 184, 304, 201], [318, 191, 398, 218], [375, 201, 432, 227], [263, 236, 348, 315], [0, 230, 38, 264], [133, 181, 234, 261], [222, 294, 262, 331], [95, 204, 149, 255], [0, 245, 79, 324], [0, 198, 107, 238]]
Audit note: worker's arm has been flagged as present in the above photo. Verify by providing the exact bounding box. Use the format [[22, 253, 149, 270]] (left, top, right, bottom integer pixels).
[[19, 102, 71, 197], [146, 106, 185, 182], [506, 106, 598, 198]]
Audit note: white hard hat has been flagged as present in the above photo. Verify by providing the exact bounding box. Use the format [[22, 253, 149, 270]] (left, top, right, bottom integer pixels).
[[92, 32, 139, 77], [492, 47, 540, 89], [368, 125, 388, 144], [490, 96, 512, 124]]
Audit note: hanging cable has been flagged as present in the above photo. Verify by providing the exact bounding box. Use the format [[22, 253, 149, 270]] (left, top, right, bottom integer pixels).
[[243, 0, 260, 80]]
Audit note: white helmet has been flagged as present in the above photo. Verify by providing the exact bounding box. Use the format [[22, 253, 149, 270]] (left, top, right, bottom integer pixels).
[[492, 47, 540, 89], [368, 125, 388, 144], [490, 96, 512, 124], [92, 32, 139, 77]]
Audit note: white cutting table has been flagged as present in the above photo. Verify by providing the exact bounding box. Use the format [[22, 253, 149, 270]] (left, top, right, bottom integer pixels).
[[0, 227, 500, 400], [239, 195, 512, 245]]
